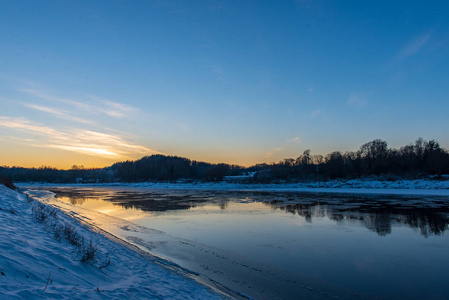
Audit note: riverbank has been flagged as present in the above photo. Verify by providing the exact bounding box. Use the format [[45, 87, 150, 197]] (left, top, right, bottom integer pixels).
[[19, 177, 449, 196], [0, 184, 223, 299]]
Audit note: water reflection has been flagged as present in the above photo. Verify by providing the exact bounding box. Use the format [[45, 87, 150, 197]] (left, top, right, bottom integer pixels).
[[47, 187, 449, 237], [266, 193, 449, 237], [51, 188, 212, 211], [31, 186, 449, 299]]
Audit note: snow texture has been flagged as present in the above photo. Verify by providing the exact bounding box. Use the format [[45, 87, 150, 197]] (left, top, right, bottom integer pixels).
[[0, 185, 221, 299]]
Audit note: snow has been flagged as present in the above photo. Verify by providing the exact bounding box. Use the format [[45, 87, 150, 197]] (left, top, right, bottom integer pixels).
[[0, 185, 222, 299], [20, 178, 449, 196]]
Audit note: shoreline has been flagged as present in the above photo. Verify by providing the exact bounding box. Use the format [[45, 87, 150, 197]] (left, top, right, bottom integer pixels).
[[18, 178, 449, 196], [0, 185, 226, 299]]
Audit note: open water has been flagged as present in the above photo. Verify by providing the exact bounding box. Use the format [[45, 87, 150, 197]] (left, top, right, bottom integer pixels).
[[27, 186, 449, 299]]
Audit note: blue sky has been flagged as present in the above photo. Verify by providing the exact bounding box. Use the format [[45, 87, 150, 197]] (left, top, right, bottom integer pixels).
[[1, 1, 449, 168]]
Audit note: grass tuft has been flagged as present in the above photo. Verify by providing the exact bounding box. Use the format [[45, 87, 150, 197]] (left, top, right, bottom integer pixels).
[[81, 239, 98, 264], [64, 224, 85, 247], [32, 203, 48, 223]]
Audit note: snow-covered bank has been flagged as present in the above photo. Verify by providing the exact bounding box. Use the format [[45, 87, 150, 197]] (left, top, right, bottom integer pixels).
[[0, 185, 222, 299], [20, 178, 449, 196]]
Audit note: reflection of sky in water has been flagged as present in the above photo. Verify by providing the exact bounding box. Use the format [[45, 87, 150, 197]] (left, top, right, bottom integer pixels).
[[53, 188, 449, 238], [56, 195, 152, 222], [44, 187, 449, 299]]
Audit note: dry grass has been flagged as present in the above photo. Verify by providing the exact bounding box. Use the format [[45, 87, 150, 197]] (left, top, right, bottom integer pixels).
[[30, 198, 102, 265], [81, 239, 98, 264]]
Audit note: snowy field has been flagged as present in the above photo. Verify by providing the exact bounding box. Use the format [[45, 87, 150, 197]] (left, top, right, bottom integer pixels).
[[21, 178, 449, 196], [0, 184, 223, 299]]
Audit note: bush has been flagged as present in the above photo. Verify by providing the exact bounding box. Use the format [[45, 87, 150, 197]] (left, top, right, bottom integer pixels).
[[0, 175, 16, 190]]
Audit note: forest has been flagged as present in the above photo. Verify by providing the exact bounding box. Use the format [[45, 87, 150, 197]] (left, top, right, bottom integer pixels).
[[1, 138, 448, 183], [263, 138, 449, 181]]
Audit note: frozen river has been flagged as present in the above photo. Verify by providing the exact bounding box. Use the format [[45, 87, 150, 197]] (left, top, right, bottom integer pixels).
[[27, 186, 449, 299]]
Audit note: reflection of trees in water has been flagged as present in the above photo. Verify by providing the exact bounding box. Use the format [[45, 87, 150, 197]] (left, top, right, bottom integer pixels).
[[48, 187, 449, 237], [363, 214, 392, 236], [280, 203, 314, 223], [52, 189, 110, 206], [50, 188, 210, 212], [406, 212, 448, 237], [65, 196, 90, 206], [49, 188, 232, 213], [116, 198, 198, 211], [268, 200, 449, 237], [108, 193, 216, 212]]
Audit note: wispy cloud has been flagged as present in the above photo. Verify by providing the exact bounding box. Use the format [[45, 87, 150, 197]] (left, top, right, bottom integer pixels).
[[20, 89, 135, 118], [397, 32, 432, 61], [48, 145, 119, 157], [347, 93, 368, 108], [265, 147, 282, 158], [22, 103, 94, 124], [90, 96, 135, 117], [0, 117, 157, 159], [310, 109, 322, 119], [209, 64, 226, 82], [289, 137, 302, 144], [0, 117, 69, 139], [20, 88, 91, 110]]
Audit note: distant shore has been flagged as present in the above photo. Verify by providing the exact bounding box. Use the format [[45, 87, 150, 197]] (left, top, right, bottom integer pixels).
[[19, 177, 449, 196]]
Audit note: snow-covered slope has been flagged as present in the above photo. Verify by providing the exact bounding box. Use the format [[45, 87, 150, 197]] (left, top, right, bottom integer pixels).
[[0, 185, 221, 299]]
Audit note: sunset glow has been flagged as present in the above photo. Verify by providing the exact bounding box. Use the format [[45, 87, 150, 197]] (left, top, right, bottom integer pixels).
[[1, 1, 448, 169]]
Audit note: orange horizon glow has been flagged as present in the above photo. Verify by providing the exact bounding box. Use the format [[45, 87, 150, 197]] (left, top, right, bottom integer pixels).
[[0, 146, 283, 170], [0, 155, 271, 170]]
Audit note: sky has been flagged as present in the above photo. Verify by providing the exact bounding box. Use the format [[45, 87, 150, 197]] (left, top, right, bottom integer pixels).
[[1, 0, 449, 169]]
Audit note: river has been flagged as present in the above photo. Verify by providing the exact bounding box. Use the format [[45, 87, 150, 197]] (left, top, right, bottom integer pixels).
[[26, 185, 449, 299]]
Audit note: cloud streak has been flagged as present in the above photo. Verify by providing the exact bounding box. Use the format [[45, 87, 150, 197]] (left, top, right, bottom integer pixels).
[[0, 117, 157, 159], [265, 147, 282, 158], [347, 93, 368, 108], [290, 137, 302, 144], [22, 103, 94, 124], [310, 109, 322, 119], [91, 96, 135, 117], [0, 117, 69, 139], [48, 145, 119, 157], [20, 89, 135, 118], [397, 32, 432, 61]]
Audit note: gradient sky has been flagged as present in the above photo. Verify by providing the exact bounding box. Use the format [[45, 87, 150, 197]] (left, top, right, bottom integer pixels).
[[1, 1, 449, 169]]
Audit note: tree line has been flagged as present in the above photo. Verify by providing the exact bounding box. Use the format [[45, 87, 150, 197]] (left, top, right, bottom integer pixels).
[[263, 138, 449, 181], [0, 155, 242, 183], [1, 138, 448, 183], [110, 154, 242, 181]]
